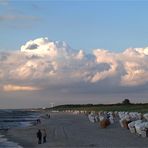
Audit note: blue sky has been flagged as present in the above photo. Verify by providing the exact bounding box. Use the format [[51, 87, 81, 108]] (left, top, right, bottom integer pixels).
[[1, 0, 148, 52], [1, 1, 148, 108]]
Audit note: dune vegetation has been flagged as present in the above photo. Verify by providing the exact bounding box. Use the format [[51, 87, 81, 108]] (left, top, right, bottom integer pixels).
[[50, 100, 148, 113]]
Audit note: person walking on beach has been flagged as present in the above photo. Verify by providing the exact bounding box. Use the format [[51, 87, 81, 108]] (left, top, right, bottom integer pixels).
[[36, 129, 42, 144], [43, 129, 47, 143]]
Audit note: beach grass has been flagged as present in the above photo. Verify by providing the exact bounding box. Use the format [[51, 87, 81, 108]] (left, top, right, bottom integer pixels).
[[51, 103, 148, 113]]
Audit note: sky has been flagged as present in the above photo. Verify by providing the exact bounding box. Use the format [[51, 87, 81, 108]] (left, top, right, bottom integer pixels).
[[0, 0, 148, 108]]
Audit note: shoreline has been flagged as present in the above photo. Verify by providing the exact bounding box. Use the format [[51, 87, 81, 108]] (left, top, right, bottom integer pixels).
[[0, 110, 44, 148], [2, 112, 53, 148], [0, 132, 23, 148], [1, 124, 41, 148]]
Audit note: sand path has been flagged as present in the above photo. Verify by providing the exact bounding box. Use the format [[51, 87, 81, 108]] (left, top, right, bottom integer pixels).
[[4, 112, 148, 148]]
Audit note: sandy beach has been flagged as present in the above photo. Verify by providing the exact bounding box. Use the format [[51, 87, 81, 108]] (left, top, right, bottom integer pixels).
[[2, 112, 148, 148]]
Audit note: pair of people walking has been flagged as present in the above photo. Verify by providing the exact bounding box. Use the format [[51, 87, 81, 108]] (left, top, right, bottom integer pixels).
[[36, 129, 47, 144]]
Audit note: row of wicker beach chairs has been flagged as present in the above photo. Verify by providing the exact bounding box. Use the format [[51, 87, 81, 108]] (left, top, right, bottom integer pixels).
[[119, 112, 148, 137], [87, 111, 148, 138]]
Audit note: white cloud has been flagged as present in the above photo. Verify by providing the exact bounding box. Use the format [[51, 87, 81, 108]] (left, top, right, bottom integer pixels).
[[91, 49, 118, 82], [121, 61, 148, 86], [3, 84, 40, 91], [21, 37, 72, 59], [1, 37, 148, 91], [120, 48, 148, 86], [2, 37, 148, 108], [75, 50, 85, 60], [0, 14, 39, 22]]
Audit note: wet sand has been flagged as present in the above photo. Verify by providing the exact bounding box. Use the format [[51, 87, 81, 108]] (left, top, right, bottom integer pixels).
[[3, 112, 148, 148]]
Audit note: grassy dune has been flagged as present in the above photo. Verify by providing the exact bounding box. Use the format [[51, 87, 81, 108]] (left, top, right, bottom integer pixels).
[[51, 103, 148, 113]]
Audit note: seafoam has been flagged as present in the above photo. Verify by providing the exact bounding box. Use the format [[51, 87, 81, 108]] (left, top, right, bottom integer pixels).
[[0, 134, 23, 148]]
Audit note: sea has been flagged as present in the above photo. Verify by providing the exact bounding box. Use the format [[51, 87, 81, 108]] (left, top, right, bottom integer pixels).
[[0, 109, 40, 148]]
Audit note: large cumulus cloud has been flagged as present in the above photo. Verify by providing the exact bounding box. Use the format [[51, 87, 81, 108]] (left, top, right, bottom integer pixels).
[[1, 37, 148, 94]]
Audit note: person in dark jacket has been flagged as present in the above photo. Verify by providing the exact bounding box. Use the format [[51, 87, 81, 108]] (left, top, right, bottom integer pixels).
[[43, 129, 47, 143], [36, 129, 42, 144]]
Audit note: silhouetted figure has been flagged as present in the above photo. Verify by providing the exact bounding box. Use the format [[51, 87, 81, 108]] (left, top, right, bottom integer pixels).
[[36, 119, 41, 124], [46, 114, 50, 119], [43, 129, 47, 143], [36, 129, 42, 144]]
